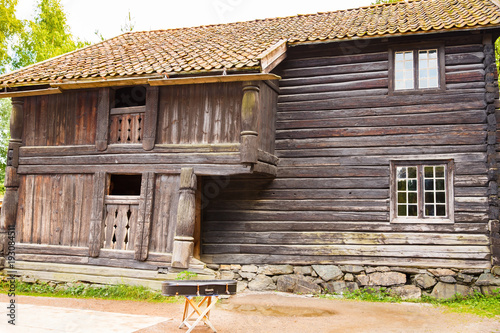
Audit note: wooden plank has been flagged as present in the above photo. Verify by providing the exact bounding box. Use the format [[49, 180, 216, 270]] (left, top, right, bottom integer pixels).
[[95, 88, 110, 151], [71, 175, 85, 246], [39, 175, 52, 244], [142, 86, 159, 150], [148, 73, 280, 86], [103, 204, 117, 249], [110, 105, 146, 115], [134, 172, 155, 261], [88, 172, 106, 257], [0, 87, 61, 98]]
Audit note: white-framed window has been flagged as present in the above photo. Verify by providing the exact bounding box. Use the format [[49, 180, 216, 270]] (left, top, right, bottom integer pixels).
[[390, 46, 444, 93], [391, 160, 454, 223]]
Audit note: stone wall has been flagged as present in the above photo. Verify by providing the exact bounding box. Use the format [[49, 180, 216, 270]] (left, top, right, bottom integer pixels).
[[208, 264, 500, 300]]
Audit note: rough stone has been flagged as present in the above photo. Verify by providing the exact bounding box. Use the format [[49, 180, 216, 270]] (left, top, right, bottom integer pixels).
[[294, 266, 313, 275], [206, 264, 219, 271], [480, 285, 500, 295], [457, 273, 474, 284], [461, 268, 485, 275], [365, 266, 390, 274], [312, 265, 343, 282], [322, 281, 347, 294], [258, 265, 294, 276], [475, 273, 500, 286], [356, 274, 369, 286], [248, 274, 276, 291], [276, 275, 322, 295], [340, 265, 364, 274], [236, 281, 248, 292], [392, 267, 424, 275], [231, 264, 242, 271], [430, 282, 472, 300], [439, 276, 457, 284], [492, 266, 500, 277], [414, 274, 437, 289], [241, 265, 258, 273], [367, 272, 406, 287], [220, 271, 235, 280], [389, 285, 422, 300], [239, 271, 256, 280], [219, 265, 231, 271], [346, 282, 359, 292], [344, 273, 354, 282], [428, 268, 456, 277]]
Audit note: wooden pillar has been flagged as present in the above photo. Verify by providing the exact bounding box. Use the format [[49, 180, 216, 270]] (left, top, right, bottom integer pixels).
[[171, 168, 197, 269], [88, 172, 106, 257], [95, 88, 110, 151], [142, 86, 159, 151], [0, 98, 24, 253], [240, 82, 260, 165], [134, 172, 155, 261]]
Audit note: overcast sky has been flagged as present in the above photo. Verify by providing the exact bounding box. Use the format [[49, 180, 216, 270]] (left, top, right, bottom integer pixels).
[[16, 0, 373, 43]]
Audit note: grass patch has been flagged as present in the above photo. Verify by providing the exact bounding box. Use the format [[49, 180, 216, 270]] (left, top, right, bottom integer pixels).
[[0, 279, 181, 303], [329, 287, 500, 318]]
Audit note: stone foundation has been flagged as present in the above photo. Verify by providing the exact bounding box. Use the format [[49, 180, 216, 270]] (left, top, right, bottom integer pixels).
[[208, 264, 500, 300]]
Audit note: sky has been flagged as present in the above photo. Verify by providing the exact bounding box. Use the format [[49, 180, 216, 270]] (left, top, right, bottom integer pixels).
[[16, 0, 374, 43]]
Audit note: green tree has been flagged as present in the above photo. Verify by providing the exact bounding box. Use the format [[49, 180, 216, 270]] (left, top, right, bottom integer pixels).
[[0, 0, 21, 72], [11, 0, 88, 69], [0, 99, 9, 194]]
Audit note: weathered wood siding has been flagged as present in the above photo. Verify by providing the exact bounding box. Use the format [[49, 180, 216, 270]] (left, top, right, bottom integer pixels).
[[23, 90, 98, 146], [16, 174, 94, 246], [201, 33, 493, 269], [156, 83, 242, 145]]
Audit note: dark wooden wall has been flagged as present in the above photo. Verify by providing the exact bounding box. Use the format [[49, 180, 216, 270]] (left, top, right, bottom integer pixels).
[[201, 32, 494, 269], [156, 83, 242, 145], [16, 174, 94, 246], [23, 90, 98, 146]]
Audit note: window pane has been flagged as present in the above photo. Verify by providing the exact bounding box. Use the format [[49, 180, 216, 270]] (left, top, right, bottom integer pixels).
[[408, 167, 417, 178], [398, 192, 407, 203], [418, 49, 439, 89], [436, 179, 445, 191], [436, 192, 446, 203], [395, 51, 414, 90], [397, 167, 406, 179], [408, 192, 417, 203], [424, 167, 434, 178], [408, 205, 418, 216], [436, 205, 446, 216], [398, 180, 406, 191], [408, 180, 417, 191], [425, 192, 435, 203], [435, 167, 445, 178], [425, 179, 434, 190], [425, 205, 435, 216], [398, 205, 407, 216]]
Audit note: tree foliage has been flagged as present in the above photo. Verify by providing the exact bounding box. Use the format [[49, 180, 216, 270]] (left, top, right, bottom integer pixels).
[[11, 0, 88, 69], [0, 0, 21, 72]]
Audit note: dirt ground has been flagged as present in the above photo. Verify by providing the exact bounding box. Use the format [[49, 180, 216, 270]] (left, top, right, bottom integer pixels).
[[2, 291, 500, 333]]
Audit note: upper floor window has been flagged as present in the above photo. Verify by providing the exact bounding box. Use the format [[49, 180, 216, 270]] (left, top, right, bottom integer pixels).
[[390, 46, 444, 93], [391, 160, 454, 223]]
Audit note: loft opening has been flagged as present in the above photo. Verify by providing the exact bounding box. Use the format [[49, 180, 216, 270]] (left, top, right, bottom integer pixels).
[[113, 86, 147, 108], [109, 174, 142, 196]]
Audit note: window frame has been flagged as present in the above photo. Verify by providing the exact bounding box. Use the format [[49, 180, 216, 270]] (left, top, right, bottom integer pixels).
[[388, 44, 446, 95], [390, 160, 454, 224]]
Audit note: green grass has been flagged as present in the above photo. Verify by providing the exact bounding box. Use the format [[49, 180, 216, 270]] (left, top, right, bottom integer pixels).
[[0, 279, 181, 303], [336, 287, 500, 318]]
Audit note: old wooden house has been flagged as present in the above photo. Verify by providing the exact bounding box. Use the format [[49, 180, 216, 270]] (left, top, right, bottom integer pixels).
[[1, 0, 500, 289]]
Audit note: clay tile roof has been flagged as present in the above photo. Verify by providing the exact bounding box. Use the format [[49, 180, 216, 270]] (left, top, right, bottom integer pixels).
[[1, 0, 500, 85]]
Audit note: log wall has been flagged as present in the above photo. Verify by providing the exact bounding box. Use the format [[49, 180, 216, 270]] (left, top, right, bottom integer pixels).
[[16, 174, 94, 247], [201, 33, 495, 269]]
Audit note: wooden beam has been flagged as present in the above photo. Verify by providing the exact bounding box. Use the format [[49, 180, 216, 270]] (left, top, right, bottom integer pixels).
[[171, 168, 197, 269], [51, 77, 157, 90], [88, 172, 106, 257], [240, 82, 260, 165], [142, 86, 159, 151], [0, 87, 61, 98], [134, 172, 155, 261], [257, 40, 287, 74], [95, 88, 110, 151], [148, 73, 280, 86]]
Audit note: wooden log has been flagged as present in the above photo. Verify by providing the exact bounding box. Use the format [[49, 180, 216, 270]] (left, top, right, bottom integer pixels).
[[134, 172, 155, 261], [240, 82, 260, 165], [88, 172, 106, 257], [491, 220, 500, 266], [171, 168, 197, 268], [142, 86, 159, 151], [95, 88, 110, 151]]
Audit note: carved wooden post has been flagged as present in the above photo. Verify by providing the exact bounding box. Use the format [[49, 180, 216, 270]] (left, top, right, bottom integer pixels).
[[171, 168, 197, 269], [95, 88, 110, 151], [142, 86, 159, 151], [88, 172, 106, 257], [0, 98, 24, 253], [240, 82, 260, 165]]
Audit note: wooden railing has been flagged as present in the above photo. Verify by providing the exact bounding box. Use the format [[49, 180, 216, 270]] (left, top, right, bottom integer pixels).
[[103, 195, 140, 250], [109, 106, 145, 144]]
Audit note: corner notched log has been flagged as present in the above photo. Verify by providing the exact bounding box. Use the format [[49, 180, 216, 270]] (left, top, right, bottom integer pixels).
[[240, 82, 260, 165], [171, 168, 197, 269]]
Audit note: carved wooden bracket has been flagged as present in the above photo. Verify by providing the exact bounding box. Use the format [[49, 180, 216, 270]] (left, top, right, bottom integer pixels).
[[240, 82, 260, 165]]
